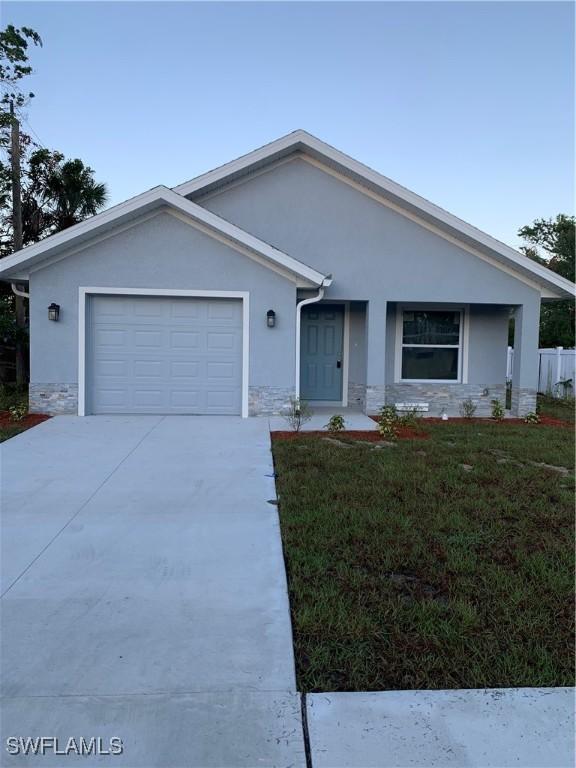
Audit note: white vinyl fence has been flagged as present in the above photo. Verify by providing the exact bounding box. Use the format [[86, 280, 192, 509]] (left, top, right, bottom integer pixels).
[[506, 346, 576, 397]]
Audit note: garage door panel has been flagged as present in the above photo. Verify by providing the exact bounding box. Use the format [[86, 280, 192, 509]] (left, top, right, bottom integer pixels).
[[95, 359, 128, 378], [134, 330, 163, 348], [206, 361, 236, 379], [89, 296, 242, 415], [96, 389, 129, 408], [171, 301, 202, 319], [207, 332, 236, 350], [133, 390, 164, 407], [207, 300, 240, 321], [133, 360, 164, 378], [206, 390, 238, 408], [171, 331, 200, 349], [133, 299, 165, 317], [170, 390, 201, 408], [95, 329, 127, 348], [171, 361, 200, 378]]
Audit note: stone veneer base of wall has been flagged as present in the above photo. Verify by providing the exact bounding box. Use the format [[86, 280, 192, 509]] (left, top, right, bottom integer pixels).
[[28, 382, 532, 418], [358, 383, 508, 418], [347, 382, 366, 411], [510, 388, 537, 417], [29, 383, 79, 415], [248, 386, 295, 416]]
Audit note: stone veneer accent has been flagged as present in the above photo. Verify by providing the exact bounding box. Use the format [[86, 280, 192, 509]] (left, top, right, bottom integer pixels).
[[347, 382, 366, 411], [510, 387, 537, 417], [29, 383, 79, 415], [375, 383, 507, 418], [249, 386, 295, 416], [365, 385, 387, 414]]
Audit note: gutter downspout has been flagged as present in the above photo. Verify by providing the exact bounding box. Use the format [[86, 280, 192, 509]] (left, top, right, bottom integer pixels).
[[11, 282, 29, 298], [295, 274, 333, 400]]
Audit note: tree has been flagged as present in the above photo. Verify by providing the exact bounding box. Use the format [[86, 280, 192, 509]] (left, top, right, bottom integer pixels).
[[0, 24, 42, 110], [37, 154, 108, 231], [0, 24, 42, 384], [0, 147, 109, 255], [519, 215, 575, 348], [0, 24, 108, 385]]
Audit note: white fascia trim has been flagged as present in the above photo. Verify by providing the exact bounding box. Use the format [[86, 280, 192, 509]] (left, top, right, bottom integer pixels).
[[78, 287, 250, 418], [0, 185, 327, 288], [174, 130, 575, 299], [394, 303, 469, 385]]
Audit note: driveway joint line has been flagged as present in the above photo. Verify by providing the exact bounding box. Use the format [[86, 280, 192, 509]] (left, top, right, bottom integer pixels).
[[0, 416, 165, 599], [300, 692, 314, 768]]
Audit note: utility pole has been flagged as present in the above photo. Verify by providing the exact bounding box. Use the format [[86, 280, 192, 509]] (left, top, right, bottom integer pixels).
[[9, 101, 23, 251], [9, 100, 26, 385]]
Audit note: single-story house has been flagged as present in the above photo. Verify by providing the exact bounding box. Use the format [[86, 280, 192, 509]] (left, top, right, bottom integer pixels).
[[0, 130, 573, 418]]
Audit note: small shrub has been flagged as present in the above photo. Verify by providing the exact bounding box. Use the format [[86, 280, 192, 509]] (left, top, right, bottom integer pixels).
[[397, 406, 421, 428], [378, 404, 399, 440], [0, 384, 27, 411], [325, 414, 345, 433], [491, 399, 504, 421], [8, 402, 28, 422], [524, 411, 540, 424], [459, 398, 477, 419], [282, 397, 312, 432], [556, 378, 573, 399]]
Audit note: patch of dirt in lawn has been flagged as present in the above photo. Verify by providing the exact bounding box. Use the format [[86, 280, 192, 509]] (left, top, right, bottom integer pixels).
[[0, 411, 50, 429], [537, 415, 574, 428]]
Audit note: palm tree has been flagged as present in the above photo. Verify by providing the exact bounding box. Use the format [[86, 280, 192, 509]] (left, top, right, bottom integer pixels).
[[42, 158, 108, 231]]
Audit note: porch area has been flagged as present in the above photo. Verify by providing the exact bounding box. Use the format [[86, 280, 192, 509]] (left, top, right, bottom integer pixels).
[[269, 405, 378, 432], [296, 299, 538, 418]]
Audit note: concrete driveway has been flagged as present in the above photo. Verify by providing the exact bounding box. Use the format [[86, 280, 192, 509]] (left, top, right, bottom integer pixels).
[[1, 416, 304, 766]]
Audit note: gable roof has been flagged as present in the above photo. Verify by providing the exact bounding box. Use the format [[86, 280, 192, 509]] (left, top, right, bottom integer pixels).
[[174, 130, 575, 300], [0, 185, 329, 288]]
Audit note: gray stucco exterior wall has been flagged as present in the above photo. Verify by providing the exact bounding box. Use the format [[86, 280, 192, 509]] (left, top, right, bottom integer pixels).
[[27, 156, 543, 417], [29, 211, 298, 414], [198, 157, 540, 415]]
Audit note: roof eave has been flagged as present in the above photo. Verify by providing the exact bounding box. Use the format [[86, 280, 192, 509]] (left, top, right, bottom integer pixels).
[[0, 184, 328, 288], [173, 131, 576, 300]]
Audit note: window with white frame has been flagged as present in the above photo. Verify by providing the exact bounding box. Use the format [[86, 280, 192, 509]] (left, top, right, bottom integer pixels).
[[400, 309, 463, 381]]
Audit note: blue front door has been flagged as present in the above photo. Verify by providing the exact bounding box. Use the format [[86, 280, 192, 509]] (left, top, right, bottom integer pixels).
[[300, 305, 344, 401]]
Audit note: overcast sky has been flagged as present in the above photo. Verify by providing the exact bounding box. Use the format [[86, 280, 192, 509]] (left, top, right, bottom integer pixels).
[[4, 1, 574, 249]]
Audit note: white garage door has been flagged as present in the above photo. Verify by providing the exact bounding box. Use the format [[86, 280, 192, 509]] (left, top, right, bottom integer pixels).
[[88, 295, 243, 415]]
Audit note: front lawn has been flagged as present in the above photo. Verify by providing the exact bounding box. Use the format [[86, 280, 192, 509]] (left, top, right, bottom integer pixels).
[[272, 421, 574, 692], [538, 393, 575, 423]]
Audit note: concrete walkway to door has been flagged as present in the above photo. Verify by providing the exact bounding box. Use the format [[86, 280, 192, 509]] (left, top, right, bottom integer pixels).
[[1, 416, 304, 766]]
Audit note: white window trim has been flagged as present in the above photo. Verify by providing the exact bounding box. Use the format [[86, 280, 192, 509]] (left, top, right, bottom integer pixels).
[[78, 287, 250, 418], [394, 304, 469, 384]]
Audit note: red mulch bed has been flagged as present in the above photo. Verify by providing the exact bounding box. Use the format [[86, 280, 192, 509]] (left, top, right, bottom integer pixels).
[[0, 411, 50, 429], [271, 428, 430, 441], [369, 415, 574, 429]]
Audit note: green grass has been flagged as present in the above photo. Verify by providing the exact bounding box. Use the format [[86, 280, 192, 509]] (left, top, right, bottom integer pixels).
[[272, 421, 575, 692], [0, 423, 31, 442], [537, 393, 575, 423]]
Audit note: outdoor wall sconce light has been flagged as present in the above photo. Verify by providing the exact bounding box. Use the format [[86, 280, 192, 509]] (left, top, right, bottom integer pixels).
[[266, 309, 276, 328], [48, 303, 60, 321]]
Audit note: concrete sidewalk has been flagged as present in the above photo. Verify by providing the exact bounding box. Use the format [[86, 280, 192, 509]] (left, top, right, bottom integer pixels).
[[1, 415, 304, 766], [269, 405, 378, 432], [307, 688, 575, 767]]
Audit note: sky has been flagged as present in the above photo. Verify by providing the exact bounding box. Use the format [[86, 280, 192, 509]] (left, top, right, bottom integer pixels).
[[3, 1, 574, 249]]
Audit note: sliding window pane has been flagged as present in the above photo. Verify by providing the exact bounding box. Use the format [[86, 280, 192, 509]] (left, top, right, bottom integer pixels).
[[403, 311, 460, 345], [402, 347, 459, 380]]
